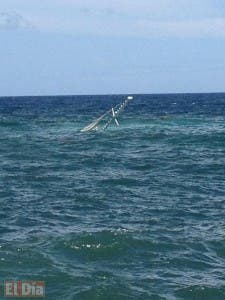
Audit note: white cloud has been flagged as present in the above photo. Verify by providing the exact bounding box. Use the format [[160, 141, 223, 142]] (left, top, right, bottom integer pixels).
[[0, 11, 33, 30], [53, 0, 223, 20], [30, 14, 225, 38], [0, 0, 225, 38]]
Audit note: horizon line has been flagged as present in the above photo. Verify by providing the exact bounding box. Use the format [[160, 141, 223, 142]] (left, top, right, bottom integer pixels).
[[0, 91, 225, 99]]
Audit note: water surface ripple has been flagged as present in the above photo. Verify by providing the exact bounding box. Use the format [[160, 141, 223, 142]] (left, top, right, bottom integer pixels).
[[0, 94, 225, 299]]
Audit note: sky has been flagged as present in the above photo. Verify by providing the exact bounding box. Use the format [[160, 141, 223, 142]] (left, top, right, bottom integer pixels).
[[0, 0, 225, 96]]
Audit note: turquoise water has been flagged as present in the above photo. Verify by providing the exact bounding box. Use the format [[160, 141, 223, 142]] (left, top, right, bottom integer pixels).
[[0, 93, 225, 299]]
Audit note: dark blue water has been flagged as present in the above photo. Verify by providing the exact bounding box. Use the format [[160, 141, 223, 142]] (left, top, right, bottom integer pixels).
[[0, 93, 225, 300]]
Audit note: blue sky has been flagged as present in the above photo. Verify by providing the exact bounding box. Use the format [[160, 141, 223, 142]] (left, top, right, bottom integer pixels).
[[0, 0, 225, 96]]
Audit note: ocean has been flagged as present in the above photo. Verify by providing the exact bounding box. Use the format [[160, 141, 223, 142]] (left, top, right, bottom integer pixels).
[[0, 93, 225, 300]]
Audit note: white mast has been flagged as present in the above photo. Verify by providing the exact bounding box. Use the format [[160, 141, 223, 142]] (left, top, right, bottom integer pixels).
[[81, 96, 133, 132]]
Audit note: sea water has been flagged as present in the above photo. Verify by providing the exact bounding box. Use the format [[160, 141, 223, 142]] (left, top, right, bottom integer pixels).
[[0, 93, 225, 299]]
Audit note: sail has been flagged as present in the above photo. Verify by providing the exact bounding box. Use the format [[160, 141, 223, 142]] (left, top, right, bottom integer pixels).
[[81, 96, 133, 132]]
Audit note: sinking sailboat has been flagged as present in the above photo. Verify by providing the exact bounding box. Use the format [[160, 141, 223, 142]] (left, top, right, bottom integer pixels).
[[81, 96, 133, 132]]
